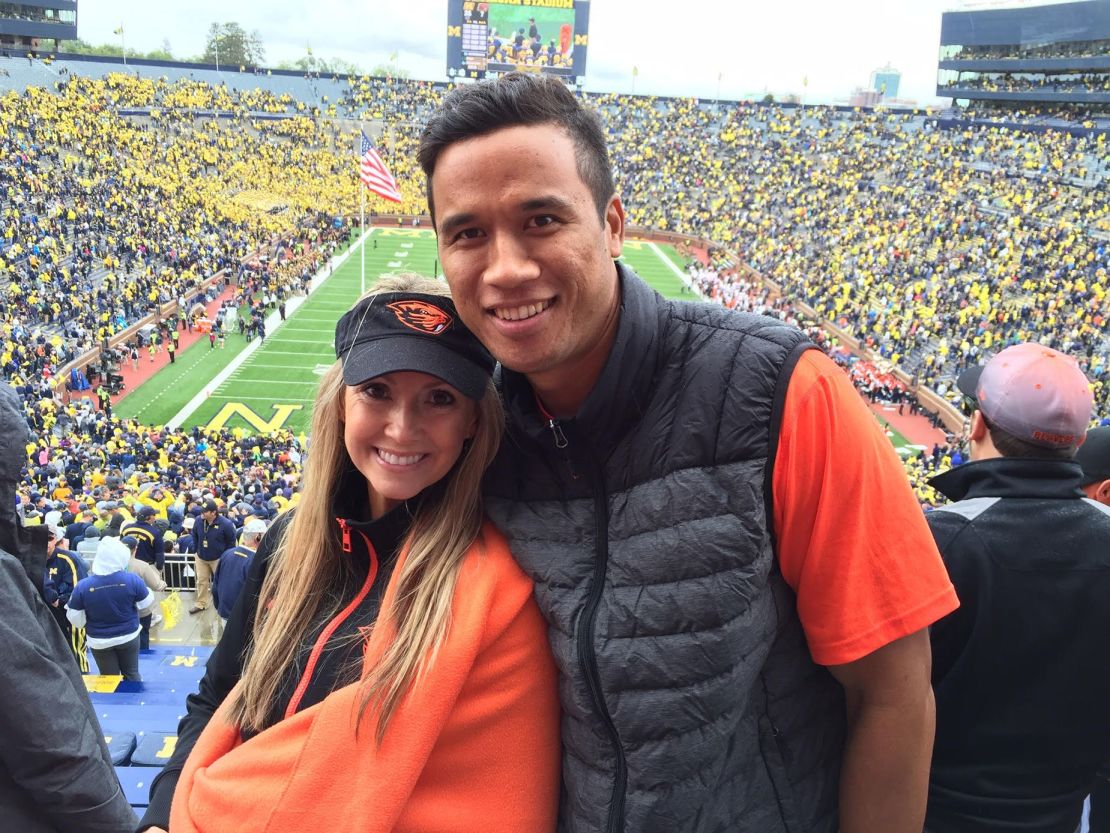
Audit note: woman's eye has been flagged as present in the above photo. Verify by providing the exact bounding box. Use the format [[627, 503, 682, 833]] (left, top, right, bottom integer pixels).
[[361, 383, 388, 399], [429, 389, 456, 407]]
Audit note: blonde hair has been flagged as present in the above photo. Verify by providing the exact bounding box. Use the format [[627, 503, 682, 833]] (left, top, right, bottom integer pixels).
[[227, 273, 504, 741]]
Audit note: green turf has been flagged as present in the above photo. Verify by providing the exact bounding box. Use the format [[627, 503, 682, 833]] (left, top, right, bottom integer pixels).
[[618, 241, 691, 298], [873, 413, 926, 457], [124, 234, 689, 435]]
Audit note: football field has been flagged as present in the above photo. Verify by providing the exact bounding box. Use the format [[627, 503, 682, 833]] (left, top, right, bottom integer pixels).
[[117, 231, 692, 435]]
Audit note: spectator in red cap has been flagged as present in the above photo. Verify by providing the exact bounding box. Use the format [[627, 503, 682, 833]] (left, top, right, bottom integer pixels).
[[924, 343, 1110, 833]]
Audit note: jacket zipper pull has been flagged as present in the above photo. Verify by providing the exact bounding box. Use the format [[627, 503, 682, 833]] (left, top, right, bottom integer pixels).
[[548, 418, 569, 449], [338, 518, 352, 552]]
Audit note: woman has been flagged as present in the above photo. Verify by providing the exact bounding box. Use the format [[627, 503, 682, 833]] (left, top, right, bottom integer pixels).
[[66, 536, 155, 681], [140, 275, 559, 833]]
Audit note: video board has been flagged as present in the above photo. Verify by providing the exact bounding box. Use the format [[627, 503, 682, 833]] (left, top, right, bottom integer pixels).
[[446, 0, 591, 84]]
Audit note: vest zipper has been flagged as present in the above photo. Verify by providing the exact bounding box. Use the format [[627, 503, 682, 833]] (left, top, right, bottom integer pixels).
[[576, 445, 627, 833], [547, 417, 568, 449]]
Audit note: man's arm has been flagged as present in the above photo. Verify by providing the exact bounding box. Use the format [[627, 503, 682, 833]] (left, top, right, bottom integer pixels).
[[828, 629, 935, 833]]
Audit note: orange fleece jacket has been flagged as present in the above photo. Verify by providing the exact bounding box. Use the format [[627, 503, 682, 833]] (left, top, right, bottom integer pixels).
[[170, 521, 560, 833]]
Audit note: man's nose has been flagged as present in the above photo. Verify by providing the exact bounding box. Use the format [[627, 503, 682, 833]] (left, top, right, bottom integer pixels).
[[484, 233, 541, 288]]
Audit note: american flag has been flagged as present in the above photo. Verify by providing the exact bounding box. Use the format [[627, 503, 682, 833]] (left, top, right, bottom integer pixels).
[[359, 132, 402, 203]]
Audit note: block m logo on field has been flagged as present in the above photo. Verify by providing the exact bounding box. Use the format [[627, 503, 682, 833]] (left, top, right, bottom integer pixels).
[[205, 403, 303, 433]]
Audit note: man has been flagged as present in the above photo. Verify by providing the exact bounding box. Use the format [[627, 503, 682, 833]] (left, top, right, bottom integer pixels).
[[121, 504, 164, 572], [177, 515, 197, 554], [120, 535, 166, 651], [1077, 425, 1110, 505], [0, 385, 137, 831], [418, 73, 958, 832], [42, 523, 89, 672], [212, 518, 265, 625], [1076, 425, 1110, 833], [925, 343, 1110, 833], [190, 499, 235, 614]]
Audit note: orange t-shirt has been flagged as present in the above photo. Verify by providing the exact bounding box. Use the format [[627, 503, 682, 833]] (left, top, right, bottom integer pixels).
[[772, 350, 959, 667]]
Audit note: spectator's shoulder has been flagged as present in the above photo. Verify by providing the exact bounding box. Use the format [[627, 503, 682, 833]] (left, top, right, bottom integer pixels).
[[925, 497, 999, 549]]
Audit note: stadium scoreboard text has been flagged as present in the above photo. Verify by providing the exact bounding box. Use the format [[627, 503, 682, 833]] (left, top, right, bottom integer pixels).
[[446, 0, 591, 84]]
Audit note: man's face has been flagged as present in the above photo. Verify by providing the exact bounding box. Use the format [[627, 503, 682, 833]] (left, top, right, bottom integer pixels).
[[431, 123, 624, 389]]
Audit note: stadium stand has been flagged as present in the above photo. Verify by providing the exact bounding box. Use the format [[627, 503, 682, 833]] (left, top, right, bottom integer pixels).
[[2, 56, 1108, 517]]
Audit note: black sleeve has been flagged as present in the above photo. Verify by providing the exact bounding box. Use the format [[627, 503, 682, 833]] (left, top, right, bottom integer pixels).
[[0, 556, 137, 833], [925, 511, 980, 686], [138, 517, 286, 832]]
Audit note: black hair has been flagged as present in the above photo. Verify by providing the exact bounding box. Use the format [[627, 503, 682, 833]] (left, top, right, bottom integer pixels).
[[418, 73, 614, 224]]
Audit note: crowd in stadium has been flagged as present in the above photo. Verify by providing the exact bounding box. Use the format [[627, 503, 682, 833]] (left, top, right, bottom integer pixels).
[[942, 73, 1110, 93], [1, 66, 1108, 517], [950, 38, 1110, 62]]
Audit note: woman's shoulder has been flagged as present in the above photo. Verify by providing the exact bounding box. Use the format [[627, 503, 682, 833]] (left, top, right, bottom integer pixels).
[[453, 520, 538, 636]]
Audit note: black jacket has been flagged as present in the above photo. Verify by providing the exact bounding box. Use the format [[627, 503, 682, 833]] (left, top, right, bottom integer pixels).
[[0, 385, 136, 833], [139, 486, 409, 831], [926, 457, 1110, 833]]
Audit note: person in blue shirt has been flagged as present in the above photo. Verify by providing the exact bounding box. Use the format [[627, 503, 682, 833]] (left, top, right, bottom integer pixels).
[[42, 523, 89, 672], [66, 536, 154, 681], [212, 518, 265, 624], [191, 499, 237, 614]]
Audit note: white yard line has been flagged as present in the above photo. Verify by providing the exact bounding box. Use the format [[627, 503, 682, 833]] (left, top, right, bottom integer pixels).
[[165, 229, 374, 430], [647, 241, 702, 298]]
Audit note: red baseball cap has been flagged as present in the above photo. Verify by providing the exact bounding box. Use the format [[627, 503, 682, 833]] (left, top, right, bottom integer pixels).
[[957, 343, 1093, 449]]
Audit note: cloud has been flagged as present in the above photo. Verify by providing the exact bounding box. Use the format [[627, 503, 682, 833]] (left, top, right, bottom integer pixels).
[[78, 0, 954, 104]]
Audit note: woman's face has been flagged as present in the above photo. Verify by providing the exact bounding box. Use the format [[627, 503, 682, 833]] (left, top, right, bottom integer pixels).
[[342, 371, 478, 520]]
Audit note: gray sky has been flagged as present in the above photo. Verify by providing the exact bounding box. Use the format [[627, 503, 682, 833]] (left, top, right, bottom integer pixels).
[[79, 0, 965, 105]]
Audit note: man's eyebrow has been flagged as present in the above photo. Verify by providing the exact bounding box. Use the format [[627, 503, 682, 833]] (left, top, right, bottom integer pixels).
[[521, 195, 575, 214]]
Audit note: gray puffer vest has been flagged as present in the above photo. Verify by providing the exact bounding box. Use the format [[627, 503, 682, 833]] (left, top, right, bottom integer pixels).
[[484, 265, 845, 833]]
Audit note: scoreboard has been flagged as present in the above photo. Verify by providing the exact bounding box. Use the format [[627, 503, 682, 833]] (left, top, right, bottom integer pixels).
[[446, 0, 591, 84]]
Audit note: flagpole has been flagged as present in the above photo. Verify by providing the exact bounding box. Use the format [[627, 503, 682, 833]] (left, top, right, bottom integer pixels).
[[360, 183, 366, 296], [358, 124, 366, 296]]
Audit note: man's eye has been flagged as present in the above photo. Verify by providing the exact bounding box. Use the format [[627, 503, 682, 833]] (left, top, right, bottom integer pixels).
[[454, 228, 483, 242], [529, 215, 556, 228]]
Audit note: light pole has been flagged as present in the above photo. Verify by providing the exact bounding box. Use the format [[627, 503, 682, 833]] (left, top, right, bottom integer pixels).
[[114, 25, 126, 66], [214, 34, 220, 72]]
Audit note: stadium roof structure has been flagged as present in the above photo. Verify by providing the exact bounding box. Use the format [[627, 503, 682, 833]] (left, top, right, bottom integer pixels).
[[937, 0, 1110, 113]]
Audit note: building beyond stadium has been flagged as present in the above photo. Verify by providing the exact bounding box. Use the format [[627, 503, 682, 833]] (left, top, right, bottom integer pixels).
[[0, 0, 77, 51], [937, 0, 1110, 113]]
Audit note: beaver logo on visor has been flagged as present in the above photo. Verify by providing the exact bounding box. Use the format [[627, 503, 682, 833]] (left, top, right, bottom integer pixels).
[[386, 301, 452, 335]]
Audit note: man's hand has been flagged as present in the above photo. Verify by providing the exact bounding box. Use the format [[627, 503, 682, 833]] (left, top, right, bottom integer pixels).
[[828, 628, 935, 833]]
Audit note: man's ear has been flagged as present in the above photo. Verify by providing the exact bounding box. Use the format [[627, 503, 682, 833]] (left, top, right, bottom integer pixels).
[[1096, 479, 1110, 506], [969, 411, 989, 442], [605, 194, 625, 260]]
